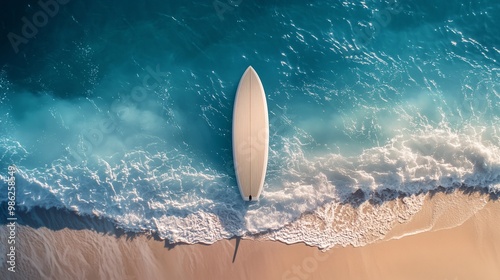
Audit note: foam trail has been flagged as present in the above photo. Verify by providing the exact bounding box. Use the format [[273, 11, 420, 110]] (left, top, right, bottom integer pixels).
[[382, 191, 489, 243], [1, 124, 498, 249]]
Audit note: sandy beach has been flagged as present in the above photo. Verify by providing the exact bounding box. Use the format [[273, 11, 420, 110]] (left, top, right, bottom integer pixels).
[[2, 190, 499, 280]]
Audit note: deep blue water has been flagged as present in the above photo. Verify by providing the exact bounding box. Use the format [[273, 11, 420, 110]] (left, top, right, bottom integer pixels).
[[0, 0, 499, 247]]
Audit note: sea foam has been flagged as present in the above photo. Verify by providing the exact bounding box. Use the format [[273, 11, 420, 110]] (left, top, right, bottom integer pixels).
[[1, 124, 498, 249]]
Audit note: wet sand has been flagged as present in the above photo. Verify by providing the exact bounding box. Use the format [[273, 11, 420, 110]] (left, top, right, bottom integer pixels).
[[1, 192, 499, 280]]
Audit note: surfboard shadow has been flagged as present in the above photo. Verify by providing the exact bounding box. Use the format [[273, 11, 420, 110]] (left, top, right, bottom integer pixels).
[[232, 236, 241, 263]]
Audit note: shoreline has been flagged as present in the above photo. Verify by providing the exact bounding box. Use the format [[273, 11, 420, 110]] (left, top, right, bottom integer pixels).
[[1, 191, 499, 280]]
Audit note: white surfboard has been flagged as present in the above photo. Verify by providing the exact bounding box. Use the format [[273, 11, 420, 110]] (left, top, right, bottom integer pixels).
[[232, 66, 269, 201]]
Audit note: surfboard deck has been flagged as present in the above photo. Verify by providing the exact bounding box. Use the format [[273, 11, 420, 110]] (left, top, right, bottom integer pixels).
[[232, 66, 269, 201]]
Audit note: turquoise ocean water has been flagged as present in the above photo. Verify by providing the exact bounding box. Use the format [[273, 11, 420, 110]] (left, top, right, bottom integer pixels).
[[0, 0, 499, 249]]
